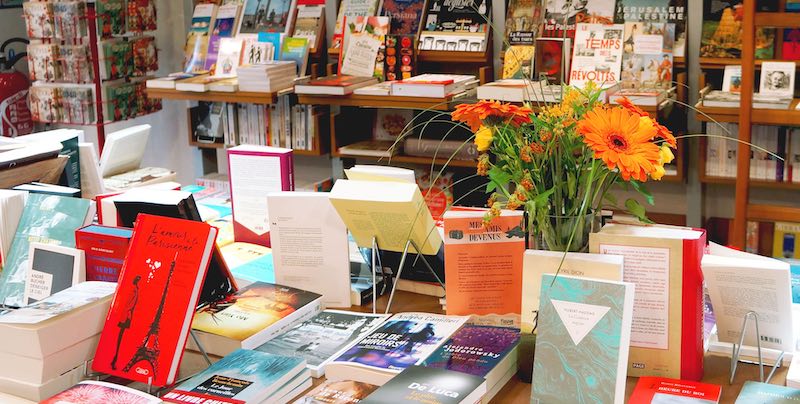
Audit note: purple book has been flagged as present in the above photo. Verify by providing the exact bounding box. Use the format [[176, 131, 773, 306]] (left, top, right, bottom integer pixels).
[[422, 325, 519, 377]]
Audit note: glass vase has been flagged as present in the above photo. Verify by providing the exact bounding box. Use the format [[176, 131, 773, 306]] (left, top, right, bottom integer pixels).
[[534, 212, 597, 253]]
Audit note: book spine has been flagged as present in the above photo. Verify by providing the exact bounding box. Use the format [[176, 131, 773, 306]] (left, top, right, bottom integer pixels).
[[680, 231, 707, 381]]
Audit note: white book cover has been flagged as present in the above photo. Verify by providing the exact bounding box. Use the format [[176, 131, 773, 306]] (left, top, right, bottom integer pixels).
[[213, 38, 244, 78], [723, 65, 742, 93], [520, 250, 624, 333], [702, 242, 794, 353], [570, 23, 625, 88], [760, 61, 796, 98], [0, 281, 115, 324], [267, 192, 351, 308]]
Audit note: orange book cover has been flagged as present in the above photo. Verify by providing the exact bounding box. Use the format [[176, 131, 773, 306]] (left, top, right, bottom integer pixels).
[[443, 209, 525, 327]]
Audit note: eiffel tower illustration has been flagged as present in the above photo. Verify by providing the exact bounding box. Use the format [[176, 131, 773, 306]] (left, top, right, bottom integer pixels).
[[122, 252, 179, 380]]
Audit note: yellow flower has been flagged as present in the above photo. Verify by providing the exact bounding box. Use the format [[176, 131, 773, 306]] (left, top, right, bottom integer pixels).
[[651, 163, 666, 180], [659, 144, 675, 164], [651, 145, 675, 181], [474, 125, 493, 151]]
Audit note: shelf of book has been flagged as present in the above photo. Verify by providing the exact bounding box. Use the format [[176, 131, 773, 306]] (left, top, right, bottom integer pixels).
[[336, 152, 476, 168], [755, 12, 800, 27], [417, 50, 491, 64], [699, 174, 800, 190], [147, 88, 279, 104], [297, 93, 472, 111], [694, 100, 800, 126]]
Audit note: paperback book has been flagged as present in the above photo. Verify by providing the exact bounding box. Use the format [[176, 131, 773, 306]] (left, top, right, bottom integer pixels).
[[255, 310, 390, 377], [184, 4, 217, 74], [504, 0, 543, 46], [360, 365, 486, 404], [629, 377, 722, 404], [41, 380, 161, 404], [620, 21, 675, 90], [382, 0, 427, 36], [541, 0, 615, 39], [614, 0, 687, 57], [295, 380, 379, 403], [204, 3, 240, 72], [292, 5, 325, 52], [239, 0, 296, 35], [570, 23, 625, 88], [332, 0, 382, 49]]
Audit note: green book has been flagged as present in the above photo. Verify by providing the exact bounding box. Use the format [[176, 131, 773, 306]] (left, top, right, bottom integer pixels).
[[531, 274, 635, 404], [57, 134, 81, 191], [0, 194, 93, 308], [736, 381, 800, 403]]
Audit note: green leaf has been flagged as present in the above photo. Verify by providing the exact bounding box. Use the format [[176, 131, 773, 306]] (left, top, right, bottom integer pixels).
[[488, 166, 513, 188], [486, 181, 497, 193], [625, 198, 654, 224], [533, 188, 555, 209], [567, 172, 577, 199], [629, 180, 654, 205], [603, 192, 618, 207]]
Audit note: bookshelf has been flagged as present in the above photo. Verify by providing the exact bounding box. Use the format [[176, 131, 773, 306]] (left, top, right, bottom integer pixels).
[[694, 99, 800, 126], [296, 92, 475, 111], [147, 88, 279, 104]]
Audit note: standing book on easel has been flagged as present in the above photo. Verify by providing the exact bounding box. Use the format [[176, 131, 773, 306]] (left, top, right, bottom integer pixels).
[[184, 3, 218, 73], [92, 214, 218, 386], [332, 0, 383, 50]]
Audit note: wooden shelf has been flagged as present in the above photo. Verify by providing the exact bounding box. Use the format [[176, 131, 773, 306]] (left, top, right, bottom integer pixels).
[[699, 174, 800, 190], [755, 12, 800, 28], [336, 152, 477, 168], [293, 148, 328, 156], [418, 50, 490, 63], [190, 141, 225, 149], [147, 87, 279, 104], [748, 203, 800, 222], [297, 92, 473, 111], [695, 100, 800, 126]]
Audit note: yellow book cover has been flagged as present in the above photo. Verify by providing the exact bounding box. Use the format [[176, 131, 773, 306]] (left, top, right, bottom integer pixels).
[[773, 221, 800, 259]]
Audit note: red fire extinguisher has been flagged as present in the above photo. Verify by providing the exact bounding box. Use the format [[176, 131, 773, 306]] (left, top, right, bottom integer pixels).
[[0, 38, 33, 137]]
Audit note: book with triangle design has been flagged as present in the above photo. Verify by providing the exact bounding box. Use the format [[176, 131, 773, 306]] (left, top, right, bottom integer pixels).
[[531, 274, 635, 404]]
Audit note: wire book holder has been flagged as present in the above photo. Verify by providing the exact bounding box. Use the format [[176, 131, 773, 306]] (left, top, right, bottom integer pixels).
[[729, 310, 785, 384]]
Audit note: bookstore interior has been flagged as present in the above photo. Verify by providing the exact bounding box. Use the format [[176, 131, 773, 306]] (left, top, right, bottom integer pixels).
[[4, 0, 800, 403]]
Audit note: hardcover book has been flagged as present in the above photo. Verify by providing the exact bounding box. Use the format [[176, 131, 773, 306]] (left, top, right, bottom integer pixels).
[[204, 3, 240, 72], [0, 194, 94, 308], [75, 225, 134, 282], [589, 223, 707, 380], [759, 61, 796, 98], [360, 365, 486, 404], [735, 381, 800, 403], [534, 38, 571, 84], [570, 23, 625, 88], [443, 209, 525, 327], [92, 214, 219, 386], [295, 380, 379, 403], [382, 0, 427, 36], [184, 4, 218, 74], [162, 349, 306, 404], [502, 45, 535, 79], [227, 145, 294, 247], [614, 0, 687, 57], [190, 282, 323, 357], [41, 380, 161, 404], [531, 274, 635, 404], [325, 312, 469, 385], [520, 250, 624, 333], [255, 310, 390, 377], [629, 377, 722, 403]]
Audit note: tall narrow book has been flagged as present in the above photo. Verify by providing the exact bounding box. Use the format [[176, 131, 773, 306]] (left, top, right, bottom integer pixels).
[[92, 214, 218, 386], [531, 274, 635, 404]]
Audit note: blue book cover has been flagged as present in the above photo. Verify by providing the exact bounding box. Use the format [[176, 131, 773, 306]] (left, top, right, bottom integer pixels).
[[422, 325, 519, 377], [736, 381, 800, 403], [162, 349, 305, 403], [258, 32, 283, 58], [531, 274, 634, 404], [781, 258, 800, 303], [0, 194, 91, 308]]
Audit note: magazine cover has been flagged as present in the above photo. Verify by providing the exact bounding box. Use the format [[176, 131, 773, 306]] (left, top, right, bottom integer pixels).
[[504, 0, 543, 46], [620, 22, 675, 89], [613, 0, 686, 57], [569, 23, 625, 88]]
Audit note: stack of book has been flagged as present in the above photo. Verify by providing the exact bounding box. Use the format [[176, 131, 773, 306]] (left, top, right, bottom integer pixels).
[[295, 75, 379, 96], [391, 74, 478, 98], [237, 61, 297, 93], [0, 282, 116, 401], [702, 90, 793, 109]]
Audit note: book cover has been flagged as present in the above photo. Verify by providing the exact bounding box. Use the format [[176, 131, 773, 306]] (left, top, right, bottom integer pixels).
[[295, 380, 378, 403], [41, 380, 161, 404], [23, 243, 85, 305], [785, 29, 800, 60], [92, 214, 218, 387], [340, 16, 389, 79], [722, 65, 742, 92], [360, 365, 486, 404], [531, 274, 635, 404], [204, 3, 240, 72], [760, 61, 796, 98], [382, 0, 427, 36], [620, 21, 675, 90], [0, 281, 115, 325], [629, 377, 722, 404], [373, 109, 413, 141], [255, 310, 389, 377], [774, 222, 800, 259], [281, 37, 310, 76], [75, 225, 134, 282], [614, 0, 687, 57], [735, 381, 800, 403], [162, 349, 305, 404], [183, 4, 217, 74], [0, 194, 93, 308], [534, 38, 570, 84], [227, 145, 294, 247], [191, 282, 322, 350], [541, 0, 615, 40], [292, 5, 325, 51], [422, 325, 519, 377], [385, 34, 416, 80], [239, 0, 295, 35], [220, 242, 275, 284], [213, 38, 244, 78], [570, 23, 625, 88], [328, 313, 469, 382], [504, 0, 543, 46], [502, 45, 535, 79], [267, 192, 351, 308], [700, 1, 775, 59], [417, 170, 454, 222], [332, 0, 382, 49], [589, 223, 707, 380], [443, 210, 525, 327]]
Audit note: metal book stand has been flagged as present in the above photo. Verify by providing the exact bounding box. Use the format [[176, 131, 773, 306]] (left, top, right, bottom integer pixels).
[[729, 311, 785, 385], [82, 329, 213, 397], [368, 235, 445, 315]]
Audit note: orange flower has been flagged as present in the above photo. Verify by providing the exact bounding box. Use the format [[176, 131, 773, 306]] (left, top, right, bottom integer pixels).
[[452, 100, 532, 132], [616, 97, 677, 148], [577, 106, 661, 182]]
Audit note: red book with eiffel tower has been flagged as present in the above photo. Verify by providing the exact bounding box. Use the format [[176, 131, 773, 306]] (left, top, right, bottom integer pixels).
[[92, 214, 218, 386]]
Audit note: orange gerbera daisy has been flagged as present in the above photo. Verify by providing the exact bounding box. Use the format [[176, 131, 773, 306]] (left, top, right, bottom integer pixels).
[[452, 100, 532, 132], [577, 106, 661, 182], [616, 97, 677, 148]]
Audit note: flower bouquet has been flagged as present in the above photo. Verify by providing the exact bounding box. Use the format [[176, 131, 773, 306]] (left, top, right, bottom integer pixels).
[[450, 84, 677, 252]]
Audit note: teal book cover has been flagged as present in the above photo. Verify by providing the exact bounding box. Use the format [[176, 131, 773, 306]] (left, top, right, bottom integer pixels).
[[531, 274, 634, 404], [162, 349, 306, 403], [280, 37, 309, 76], [0, 194, 91, 308], [735, 381, 800, 403]]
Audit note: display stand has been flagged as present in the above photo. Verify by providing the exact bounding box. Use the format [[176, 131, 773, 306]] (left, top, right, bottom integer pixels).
[[729, 311, 785, 384], [385, 239, 444, 315]]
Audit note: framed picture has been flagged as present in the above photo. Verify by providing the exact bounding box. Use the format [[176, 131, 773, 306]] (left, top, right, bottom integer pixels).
[[23, 243, 85, 305]]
